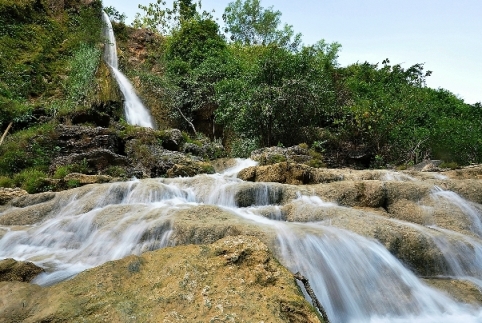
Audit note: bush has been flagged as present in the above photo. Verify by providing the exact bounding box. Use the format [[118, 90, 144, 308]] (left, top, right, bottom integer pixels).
[[0, 176, 14, 188], [13, 168, 50, 193], [67, 179, 81, 189], [307, 150, 325, 168], [53, 165, 71, 179], [105, 166, 127, 178], [230, 137, 260, 158]]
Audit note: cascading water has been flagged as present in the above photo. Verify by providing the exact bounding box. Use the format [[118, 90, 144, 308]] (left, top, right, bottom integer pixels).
[[1, 160, 482, 322], [102, 11, 155, 128]]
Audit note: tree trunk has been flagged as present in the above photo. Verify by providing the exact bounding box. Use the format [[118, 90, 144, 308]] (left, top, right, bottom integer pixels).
[[0, 122, 13, 146], [294, 272, 331, 323]]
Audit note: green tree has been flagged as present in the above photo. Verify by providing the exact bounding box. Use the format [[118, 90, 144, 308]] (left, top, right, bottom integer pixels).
[[103, 6, 127, 23], [132, 0, 210, 34], [164, 18, 228, 135], [223, 0, 301, 51], [215, 44, 334, 146]]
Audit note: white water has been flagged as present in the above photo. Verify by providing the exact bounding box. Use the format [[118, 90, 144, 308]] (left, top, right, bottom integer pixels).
[[1, 160, 482, 322], [102, 12, 155, 128]]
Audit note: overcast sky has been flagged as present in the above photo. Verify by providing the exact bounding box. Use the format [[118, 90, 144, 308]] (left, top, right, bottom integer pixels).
[[102, 0, 482, 104]]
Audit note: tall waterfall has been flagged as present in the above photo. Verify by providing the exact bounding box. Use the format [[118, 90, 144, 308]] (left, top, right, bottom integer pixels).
[[102, 12, 155, 129], [2, 161, 482, 322]]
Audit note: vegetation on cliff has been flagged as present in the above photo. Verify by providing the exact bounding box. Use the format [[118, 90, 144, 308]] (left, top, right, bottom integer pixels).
[[0, 0, 481, 193], [116, 0, 481, 166]]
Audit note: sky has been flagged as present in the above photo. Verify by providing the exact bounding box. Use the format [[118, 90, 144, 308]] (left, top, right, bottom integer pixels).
[[102, 0, 482, 104]]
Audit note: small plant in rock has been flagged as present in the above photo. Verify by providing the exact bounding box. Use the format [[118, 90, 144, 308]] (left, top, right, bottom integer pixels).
[[311, 140, 326, 153], [371, 155, 385, 169], [53, 165, 72, 179], [298, 143, 309, 150], [439, 161, 459, 170], [230, 137, 259, 158], [106, 166, 127, 178], [67, 179, 81, 189], [307, 150, 325, 168]]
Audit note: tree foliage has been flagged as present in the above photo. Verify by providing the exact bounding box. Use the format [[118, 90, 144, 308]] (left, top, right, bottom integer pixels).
[[131, 0, 480, 166], [223, 0, 301, 51], [132, 0, 209, 34], [215, 44, 336, 146]]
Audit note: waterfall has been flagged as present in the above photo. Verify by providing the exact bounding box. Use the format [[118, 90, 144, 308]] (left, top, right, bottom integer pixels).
[[1, 160, 482, 322], [102, 11, 155, 129]]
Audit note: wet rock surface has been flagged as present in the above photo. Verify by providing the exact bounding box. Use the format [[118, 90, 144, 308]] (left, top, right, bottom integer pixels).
[[0, 258, 44, 282], [423, 278, 482, 305], [0, 236, 320, 323]]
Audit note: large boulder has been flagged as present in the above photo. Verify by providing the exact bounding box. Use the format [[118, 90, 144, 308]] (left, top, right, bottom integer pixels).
[[251, 145, 312, 165], [0, 188, 28, 205], [0, 236, 321, 323]]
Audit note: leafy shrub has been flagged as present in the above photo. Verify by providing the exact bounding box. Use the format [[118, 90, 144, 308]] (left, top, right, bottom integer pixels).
[[0, 123, 56, 175], [67, 179, 81, 189], [106, 166, 127, 178], [53, 165, 72, 179], [13, 168, 50, 193], [307, 150, 325, 168], [0, 176, 14, 188], [230, 137, 259, 158]]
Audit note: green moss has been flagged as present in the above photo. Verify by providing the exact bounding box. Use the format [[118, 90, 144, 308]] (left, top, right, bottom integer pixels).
[[267, 154, 287, 165]]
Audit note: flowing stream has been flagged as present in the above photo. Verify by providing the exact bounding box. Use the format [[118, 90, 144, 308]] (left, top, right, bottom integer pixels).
[[102, 12, 155, 128], [1, 160, 482, 322]]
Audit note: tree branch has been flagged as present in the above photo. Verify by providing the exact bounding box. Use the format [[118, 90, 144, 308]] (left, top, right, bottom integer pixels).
[[294, 272, 331, 323], [175, 106, 197, 136], [0, 122, 13, 146]]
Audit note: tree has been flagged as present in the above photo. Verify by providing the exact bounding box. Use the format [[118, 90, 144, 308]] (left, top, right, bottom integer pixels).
[[164, 18, 229, 135], [223, 0, 301, 51], [103, 6, 127, 24], [215, 45, 334, 146], [132, 0, 210, 34]]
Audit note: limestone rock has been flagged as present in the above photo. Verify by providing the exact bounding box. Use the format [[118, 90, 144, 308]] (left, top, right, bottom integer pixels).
[[166, 161, 214, 178], [0, 188, 28, 205], [54, 124, 124, 155], [0, 236, 321, 323], [251, 145, 311, 165], [0, 258, 44, 282], [239, 162, 316, 185], [161, 128, 184, 151], [50, 149, 129, 174], [63, 173, 113, 184], [424, 278, 482, 305]]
